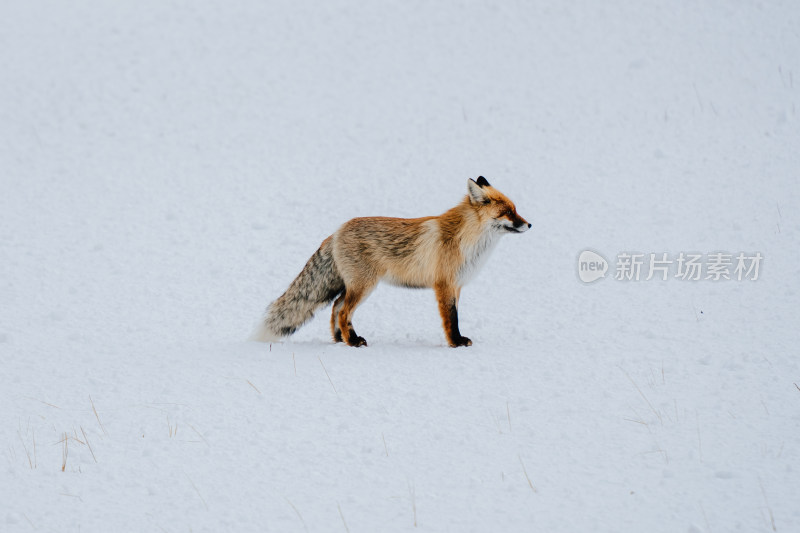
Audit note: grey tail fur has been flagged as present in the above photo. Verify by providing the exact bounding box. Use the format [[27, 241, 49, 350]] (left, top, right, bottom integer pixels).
[[250, 236, 344, 342]]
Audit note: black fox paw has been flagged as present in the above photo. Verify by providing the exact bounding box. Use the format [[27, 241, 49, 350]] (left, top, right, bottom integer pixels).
[[333, 330, 343, 343], [351, 336, 368, 347], [347, 333, 368, 347], [450, 336, 472, 347]]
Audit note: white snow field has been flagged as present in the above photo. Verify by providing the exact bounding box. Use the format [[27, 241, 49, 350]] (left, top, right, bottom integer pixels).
[[2, 0, 799, 531]]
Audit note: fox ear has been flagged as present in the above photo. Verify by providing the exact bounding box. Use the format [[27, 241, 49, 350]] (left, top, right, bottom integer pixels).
[[476, 176, 491, 188], [468, 179, 490, 205]]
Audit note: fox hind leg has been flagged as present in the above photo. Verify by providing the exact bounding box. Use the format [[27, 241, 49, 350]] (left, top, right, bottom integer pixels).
[[338, 283, 375, 347], [331, 292, 345, 342]]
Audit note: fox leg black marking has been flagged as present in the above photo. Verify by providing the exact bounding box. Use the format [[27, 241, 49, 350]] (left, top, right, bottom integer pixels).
[[435, 283, 472, 347]]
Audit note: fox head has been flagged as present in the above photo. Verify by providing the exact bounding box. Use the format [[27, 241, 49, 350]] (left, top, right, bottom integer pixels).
[[467, 176, 531, 233]]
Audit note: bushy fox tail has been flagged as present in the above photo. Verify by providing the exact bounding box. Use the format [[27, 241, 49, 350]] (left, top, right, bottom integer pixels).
[[250, 236, 345, 342]]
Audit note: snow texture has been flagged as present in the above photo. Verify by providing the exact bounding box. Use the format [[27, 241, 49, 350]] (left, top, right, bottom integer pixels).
[[2, 1, 799, 531]]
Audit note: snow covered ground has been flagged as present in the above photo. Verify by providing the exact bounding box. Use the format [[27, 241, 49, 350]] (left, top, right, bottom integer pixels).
[[2, 1, 799, 531]]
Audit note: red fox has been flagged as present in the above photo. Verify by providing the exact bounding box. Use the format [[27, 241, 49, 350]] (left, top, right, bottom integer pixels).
[[251, 177, 530, 347]]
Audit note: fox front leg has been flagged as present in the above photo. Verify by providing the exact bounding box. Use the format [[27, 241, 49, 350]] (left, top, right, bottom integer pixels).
[[435, 283, 472, 347]]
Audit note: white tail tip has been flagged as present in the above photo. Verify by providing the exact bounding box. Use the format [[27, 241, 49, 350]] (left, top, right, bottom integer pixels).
[[248, 320, 281, 343]]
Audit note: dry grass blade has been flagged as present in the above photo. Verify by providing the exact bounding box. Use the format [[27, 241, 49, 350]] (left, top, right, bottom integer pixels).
[[620, 367, 662, 424], [285, 498, 309, 533], [188, 423, 209, 446], [90, 395, 108, 436], [337, 502, 350, 533], [17, 431, 32, 469], [81, 426, 97, 463], [518, 454, 537, 493], [167, 416, 177, 438], [61, 432, 69, 472], [28, 397, 60, 409], [759, 478, 776, 531], [246, 379, 261, 394], [186, 473, 209, 510], [71, 426, 85, 445], [318, 356, 338, 395]]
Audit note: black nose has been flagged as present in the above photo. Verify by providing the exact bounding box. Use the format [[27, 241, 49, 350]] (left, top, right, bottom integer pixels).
[[527, 223, 532, 228]]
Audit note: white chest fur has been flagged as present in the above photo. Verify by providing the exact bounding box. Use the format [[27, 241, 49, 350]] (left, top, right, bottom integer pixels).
[[457, 231, 501, 286]]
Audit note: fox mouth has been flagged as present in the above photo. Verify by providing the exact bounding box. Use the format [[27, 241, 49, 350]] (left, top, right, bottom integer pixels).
[[492, 218, 530, 233]]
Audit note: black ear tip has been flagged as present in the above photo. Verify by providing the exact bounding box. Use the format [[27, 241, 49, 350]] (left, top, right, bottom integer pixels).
[[476, 176, 490, 188]]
